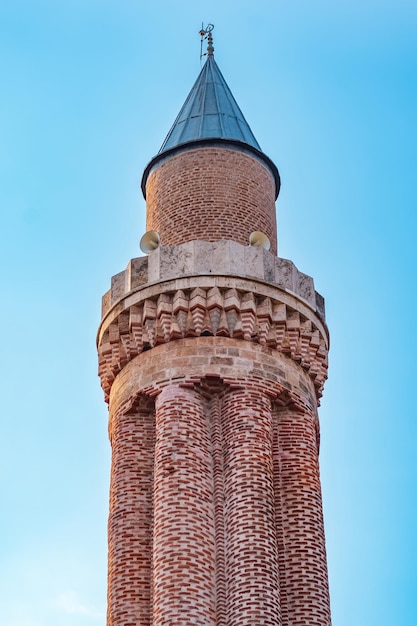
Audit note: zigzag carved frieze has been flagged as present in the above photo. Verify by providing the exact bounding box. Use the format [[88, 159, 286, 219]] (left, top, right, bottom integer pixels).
[[98, 285, 328, 403]]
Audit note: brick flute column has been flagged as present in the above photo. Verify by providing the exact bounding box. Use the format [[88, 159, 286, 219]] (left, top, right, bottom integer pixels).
[[107, 404, 155, 626], [221, 387, 281, 625], [209, 394, 227, 625], [153, 385, 216, 625], [273, 407, 331, 626]]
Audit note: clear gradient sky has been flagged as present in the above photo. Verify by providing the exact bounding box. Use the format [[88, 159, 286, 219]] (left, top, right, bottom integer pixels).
[[1, 2, 416, 625]]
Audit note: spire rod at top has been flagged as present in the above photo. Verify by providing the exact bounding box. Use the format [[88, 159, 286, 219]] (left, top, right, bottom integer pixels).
[[199, 23, 214, 61]]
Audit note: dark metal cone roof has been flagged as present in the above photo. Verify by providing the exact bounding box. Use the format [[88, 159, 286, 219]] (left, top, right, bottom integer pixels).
[[158, 55, 262, 153], [141, 55, 280, 199]]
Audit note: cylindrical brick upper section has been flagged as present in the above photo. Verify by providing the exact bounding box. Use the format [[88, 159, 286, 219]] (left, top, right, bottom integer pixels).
[[145, 146, 278, 255]]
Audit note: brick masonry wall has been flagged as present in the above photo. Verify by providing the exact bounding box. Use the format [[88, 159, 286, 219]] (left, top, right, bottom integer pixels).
[[107, 400, 155, 626], [106, 337, 331, 625], [273, 406, 331, 626], [145, 147, 278, 254], [153, 385, 216, 625], [222, 388, 281, 625]]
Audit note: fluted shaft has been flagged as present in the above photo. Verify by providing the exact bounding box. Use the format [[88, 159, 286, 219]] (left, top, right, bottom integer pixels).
[[222, 388, 281, 625], [273, 407, 331, 626], [153, 385, 216, 625], [107, 406, 155, 626]]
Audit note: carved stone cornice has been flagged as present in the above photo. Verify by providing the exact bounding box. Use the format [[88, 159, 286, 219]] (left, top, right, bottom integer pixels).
[[98, 254, 329, 404]]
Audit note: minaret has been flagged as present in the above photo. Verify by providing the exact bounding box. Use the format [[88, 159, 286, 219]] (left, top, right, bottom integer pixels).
[[98, 28, 331, 626]]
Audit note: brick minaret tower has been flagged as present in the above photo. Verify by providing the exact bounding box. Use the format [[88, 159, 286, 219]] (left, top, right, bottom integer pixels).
[[98, 30, 331, 626]]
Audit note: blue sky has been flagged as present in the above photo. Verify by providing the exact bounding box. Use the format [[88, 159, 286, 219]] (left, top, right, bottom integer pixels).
[[1, 1, 416, 624]]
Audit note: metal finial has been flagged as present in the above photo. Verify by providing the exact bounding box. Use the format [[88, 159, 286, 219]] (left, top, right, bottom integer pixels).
[[199, 23, 214, 62]]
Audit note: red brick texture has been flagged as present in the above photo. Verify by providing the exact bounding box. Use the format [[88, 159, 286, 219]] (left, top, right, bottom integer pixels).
[[145, 147, 278, 255], [104, 338, 331, 625], [221, 388, 281, 625], [273, 407, 331, 625], [107, 400, 155, 626], [153, 386, 216, 624]]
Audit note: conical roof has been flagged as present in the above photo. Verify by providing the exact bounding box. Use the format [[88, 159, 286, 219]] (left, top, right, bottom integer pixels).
[[141, 54, 280, 199], [158, 55, 262, 153]]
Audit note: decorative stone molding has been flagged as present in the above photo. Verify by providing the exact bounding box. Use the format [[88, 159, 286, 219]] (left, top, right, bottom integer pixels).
[[101, 240, 326, 321], [98, 254, 329, 404]]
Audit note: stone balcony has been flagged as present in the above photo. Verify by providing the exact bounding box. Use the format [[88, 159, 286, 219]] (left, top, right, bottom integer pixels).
[[101, 239, 325, 322]]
